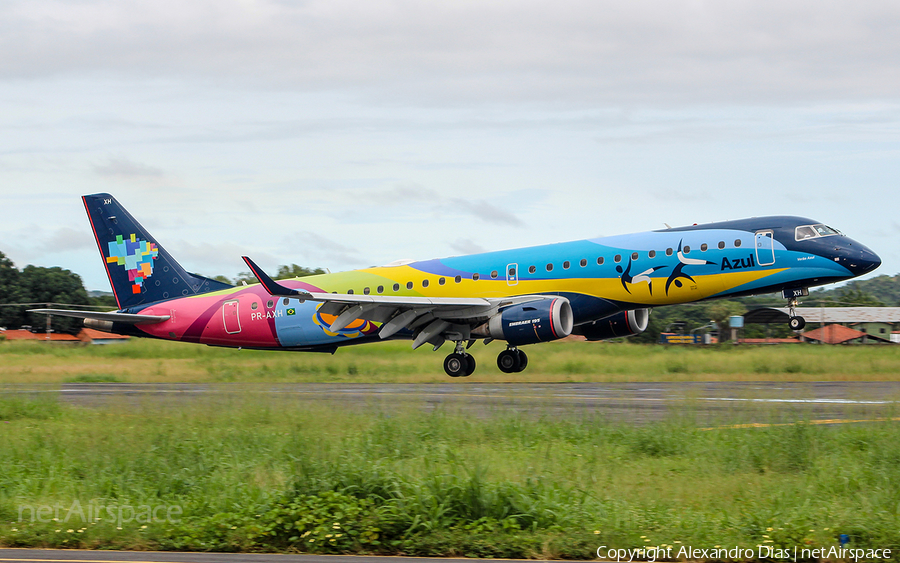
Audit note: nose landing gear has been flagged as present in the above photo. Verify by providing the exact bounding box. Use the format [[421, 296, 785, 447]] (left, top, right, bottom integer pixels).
[[787, 297, 806, 331]]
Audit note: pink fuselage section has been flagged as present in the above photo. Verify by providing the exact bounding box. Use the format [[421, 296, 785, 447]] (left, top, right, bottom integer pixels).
[[138, 286, 284, 348]]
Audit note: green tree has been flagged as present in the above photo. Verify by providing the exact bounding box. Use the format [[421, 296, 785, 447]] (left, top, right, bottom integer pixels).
[[276, 264, 326, 279], [18, 265, 91, 335], [818, 288, 886, 307], [89, 293, 118, 309], [232, 272, 259, 286], [0, 251, 26, 329]]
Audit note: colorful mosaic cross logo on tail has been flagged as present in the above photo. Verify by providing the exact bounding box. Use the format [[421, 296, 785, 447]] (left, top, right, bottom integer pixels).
[[107, 234, 159, 294]]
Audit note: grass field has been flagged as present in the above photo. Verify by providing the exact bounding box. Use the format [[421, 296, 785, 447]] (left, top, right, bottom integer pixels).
[[3, 338, 900, 383], [3, 340, 900, 558], [0, 394, 898, 557]]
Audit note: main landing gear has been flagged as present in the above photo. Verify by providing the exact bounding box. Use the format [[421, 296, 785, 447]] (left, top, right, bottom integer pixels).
[[442, 344, 530, 377], [443, 341, 476, 377], [497, 347, 528, 374]]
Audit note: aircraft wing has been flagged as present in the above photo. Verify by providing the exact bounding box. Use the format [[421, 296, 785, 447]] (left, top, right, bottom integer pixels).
[[28, 309, 171, 325], [242, 256, 544, 348]]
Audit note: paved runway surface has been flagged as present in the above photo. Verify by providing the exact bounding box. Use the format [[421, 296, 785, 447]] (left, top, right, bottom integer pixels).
[[3, 381, 899, 425], [0, 549, 583, 563]]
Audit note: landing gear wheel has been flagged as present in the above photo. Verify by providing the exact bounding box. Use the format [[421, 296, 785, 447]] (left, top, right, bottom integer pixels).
[[497, 349, 521, 374], [444, 353, 469, 377], [514, 349, 528, 372], [465, 354, 477, 376]]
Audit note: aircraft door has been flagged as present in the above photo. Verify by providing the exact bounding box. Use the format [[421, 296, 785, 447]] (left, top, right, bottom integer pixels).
[[223, 300, 241, 334], [755, 230, 775, 266], [506, 263, 519, 286]]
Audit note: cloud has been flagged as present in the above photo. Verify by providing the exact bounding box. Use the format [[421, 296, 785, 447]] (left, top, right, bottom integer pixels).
[[448, 198, 524, 227], [1, 225, 93, 255], [649, 190, 715, 203], [448, 238, 486, 255], [2, 1, 899, 106], [37, 227, 93, 253], [166, 240, 279, 278], [347, 184, 525, 228], [282, 231, 362, 267], [364, 183, 442, 204], [93, 157, 164, 179]]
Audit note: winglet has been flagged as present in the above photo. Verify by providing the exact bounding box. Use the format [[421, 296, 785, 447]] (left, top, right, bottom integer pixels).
[[241, 256, 312, 299]]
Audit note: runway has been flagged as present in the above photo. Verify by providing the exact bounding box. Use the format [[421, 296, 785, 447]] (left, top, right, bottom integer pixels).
[[0, 549, 580, 563], [3, 381, 899, 425]]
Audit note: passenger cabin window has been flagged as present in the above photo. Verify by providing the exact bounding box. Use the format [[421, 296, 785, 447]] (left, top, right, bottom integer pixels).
[[614, 255, 621, 263], [490, 270, 498, 279], [666, 248, 673, 256], [455, 275, 461, 283], [734, 239, 742, 247], [406, 282, 413, 290], [597, 257, 604, 265], [439, 277, 446, 285], [632, 252, 638, 260], [473, 273, 480, 281], [422, 280, 429, 287], [529, 265, 536, 274], [563, 261, 570, 269], [377, 285, 383, 294], [580, 259, 587, 267], [648, 250, 656, 258], [700, 243, 708, 251], [718, 241, 725, 249], [393, 283, 400, 291], [364, 287, 370, 295], [348, 289, 354, 295], [546, 263, 553, 272], [683, 246, 691, 254]]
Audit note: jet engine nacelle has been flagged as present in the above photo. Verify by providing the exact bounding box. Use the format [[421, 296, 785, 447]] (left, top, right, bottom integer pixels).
[[574, 308, 650, 341], [474, 297, 574, 346]]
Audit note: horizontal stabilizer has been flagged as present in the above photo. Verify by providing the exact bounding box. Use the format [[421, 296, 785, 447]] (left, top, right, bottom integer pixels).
[[28, 309, 170, 325]]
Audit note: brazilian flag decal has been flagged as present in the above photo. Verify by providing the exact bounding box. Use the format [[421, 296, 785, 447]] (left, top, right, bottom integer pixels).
[[286, 308, 296, 316]]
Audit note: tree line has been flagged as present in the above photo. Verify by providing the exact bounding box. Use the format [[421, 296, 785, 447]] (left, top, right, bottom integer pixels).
[[0, 251, 95, 334]]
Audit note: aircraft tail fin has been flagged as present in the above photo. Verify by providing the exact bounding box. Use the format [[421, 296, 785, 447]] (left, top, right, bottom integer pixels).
[[82, 193, 233, 310]]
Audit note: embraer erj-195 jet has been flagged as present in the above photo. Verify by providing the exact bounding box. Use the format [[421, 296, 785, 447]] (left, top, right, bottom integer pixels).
[[34, 194, 881, 377]]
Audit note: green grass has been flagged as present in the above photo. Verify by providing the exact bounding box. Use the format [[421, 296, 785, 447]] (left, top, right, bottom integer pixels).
[[1, 395, 899, 557], [4, 338, 900, 383]]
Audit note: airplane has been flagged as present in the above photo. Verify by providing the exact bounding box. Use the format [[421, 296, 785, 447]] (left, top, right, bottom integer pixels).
[[32, 194, 881, 377]]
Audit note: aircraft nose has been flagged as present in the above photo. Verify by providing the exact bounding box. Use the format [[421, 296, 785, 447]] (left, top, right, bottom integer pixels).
[[839, 241, 881, 276], [855, 247, 882, 276]]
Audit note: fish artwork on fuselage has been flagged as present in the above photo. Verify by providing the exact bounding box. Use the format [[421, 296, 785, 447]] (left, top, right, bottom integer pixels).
[[31, 194, 882, 378]]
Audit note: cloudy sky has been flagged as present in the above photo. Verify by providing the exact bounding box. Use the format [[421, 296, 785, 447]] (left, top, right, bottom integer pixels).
[[1, 0, 898, 291]]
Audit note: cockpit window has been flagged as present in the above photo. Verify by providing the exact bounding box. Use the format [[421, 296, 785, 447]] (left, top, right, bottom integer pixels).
[[795, 224, 841, 241], [814, 224, 840, 236]]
